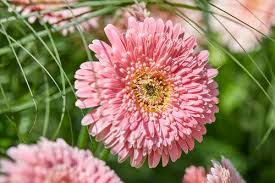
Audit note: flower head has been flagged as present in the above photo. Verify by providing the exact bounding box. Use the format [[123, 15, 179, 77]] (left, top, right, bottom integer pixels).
[[207, 157, 246, 183], [210, 0, 275, 52], [75, 17, 218, 168], [0, 138, 122, 183], [183, 166, 207, 183], [9, 0, 98, 35]]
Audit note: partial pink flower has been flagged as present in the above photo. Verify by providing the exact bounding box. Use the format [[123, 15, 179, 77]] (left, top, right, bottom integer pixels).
[[75, 17, 218, 168], [0, 138, 123, 183], [9, 0, 98, 35], [207, 157, 246, 183], [210, 0, 275, 52], [183, 166, 207, 183], [112, 2, 150, 30]]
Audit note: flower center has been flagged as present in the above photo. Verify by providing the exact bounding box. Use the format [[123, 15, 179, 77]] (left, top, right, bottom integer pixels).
[[130, 70, 171, 112]]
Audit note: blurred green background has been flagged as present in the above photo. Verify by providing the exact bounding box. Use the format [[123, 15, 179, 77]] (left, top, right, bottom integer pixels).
[[0, 0, 275, 183]]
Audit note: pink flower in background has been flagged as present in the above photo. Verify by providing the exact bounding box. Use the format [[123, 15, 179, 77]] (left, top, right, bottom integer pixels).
[[183, 166, 207, 183], [75, 17, 218, 168], [210, 0, 275, 52], [0, 138, 122, 183], [9, 0, 98, 35], [207, 157, 246, 183], [112, 2, 150, 30]]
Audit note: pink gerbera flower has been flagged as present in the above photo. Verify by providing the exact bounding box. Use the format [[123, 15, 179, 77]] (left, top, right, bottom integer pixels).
[[183, 166, 207, 183], [210, 0, 275, 52], [75, 17, 218, 168], [0, 138, 123, 183], [9, 0, 98, 35], [207, 157, 246, 183]]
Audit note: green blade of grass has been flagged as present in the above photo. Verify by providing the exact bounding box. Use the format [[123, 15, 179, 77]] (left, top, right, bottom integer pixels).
[[0, 28, 62, 99], [0, 87, 72, 114], [42, 72, 50, 137], [43, 23, 67, 140], [0, 22, 38, 134], [210, 12, 272, 88]]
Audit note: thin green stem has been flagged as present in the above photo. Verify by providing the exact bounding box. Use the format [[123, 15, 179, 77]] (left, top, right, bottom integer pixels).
[[42, 72, 50, 137]]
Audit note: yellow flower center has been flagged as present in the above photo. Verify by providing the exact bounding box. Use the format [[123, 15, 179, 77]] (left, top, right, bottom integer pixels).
[[131, 70, 171, 112]]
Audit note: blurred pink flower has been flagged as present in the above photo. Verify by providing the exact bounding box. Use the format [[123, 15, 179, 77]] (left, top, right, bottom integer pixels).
[[9, 0, 98, 35], [207, 157, 246, 183], [183, 166, 207, 183], [210, 0, 275, 52], [0, 138, 122, 183], [112, 2, 150, 30], [75, 17, 218, 168]]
